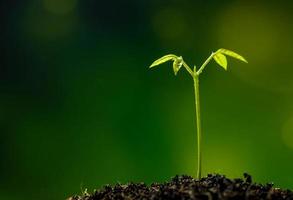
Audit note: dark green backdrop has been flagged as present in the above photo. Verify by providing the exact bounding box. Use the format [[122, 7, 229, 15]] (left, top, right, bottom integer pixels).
[[1, 0, 293, 199]]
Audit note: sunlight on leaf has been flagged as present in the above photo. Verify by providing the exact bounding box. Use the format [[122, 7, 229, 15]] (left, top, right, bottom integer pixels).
[[149, 54, 178, 68], [218, 49, 248, 63], [213, 53, 227, 70]]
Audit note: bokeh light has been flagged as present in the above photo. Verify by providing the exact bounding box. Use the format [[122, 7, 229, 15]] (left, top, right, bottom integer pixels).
[[216, 1, 293, 93]]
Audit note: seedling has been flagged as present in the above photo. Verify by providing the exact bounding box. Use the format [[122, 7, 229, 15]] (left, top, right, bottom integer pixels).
[[149, 49, 247, 179]]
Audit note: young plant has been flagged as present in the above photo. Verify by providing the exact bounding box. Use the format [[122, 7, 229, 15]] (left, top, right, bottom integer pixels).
[[149, 49, 247, 179]]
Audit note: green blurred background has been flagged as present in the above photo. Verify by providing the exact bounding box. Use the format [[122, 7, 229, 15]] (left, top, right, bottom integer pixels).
[[1, 0, 293, 199]]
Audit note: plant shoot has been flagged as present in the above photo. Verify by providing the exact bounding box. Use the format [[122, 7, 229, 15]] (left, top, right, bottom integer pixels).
[[149, 48, 247, 179]]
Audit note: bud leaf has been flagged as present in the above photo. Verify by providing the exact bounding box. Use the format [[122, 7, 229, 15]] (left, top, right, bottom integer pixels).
[[172, 56, 183, 75]]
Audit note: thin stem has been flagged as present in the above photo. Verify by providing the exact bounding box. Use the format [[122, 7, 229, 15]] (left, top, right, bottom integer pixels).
[[182, 61, 195, 78], [185, 53, 215, 179], [193, 70, 202, 179], [196, 52, 215, 75]]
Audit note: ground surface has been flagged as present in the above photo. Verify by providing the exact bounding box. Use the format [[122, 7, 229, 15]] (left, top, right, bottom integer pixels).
[[71, 173, 293, 200]]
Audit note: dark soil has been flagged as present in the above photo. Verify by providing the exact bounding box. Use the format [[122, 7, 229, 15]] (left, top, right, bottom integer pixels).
[[70, 173, 293, 200]]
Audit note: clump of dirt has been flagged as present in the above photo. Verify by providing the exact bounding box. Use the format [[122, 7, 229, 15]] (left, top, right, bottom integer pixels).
[[70, 173, 293, 200]]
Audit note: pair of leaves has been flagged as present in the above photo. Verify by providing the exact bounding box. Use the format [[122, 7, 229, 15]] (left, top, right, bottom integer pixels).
[[149, 54, 183, 75], [213, 48, 247, 70], [149, 48, 247, 75]]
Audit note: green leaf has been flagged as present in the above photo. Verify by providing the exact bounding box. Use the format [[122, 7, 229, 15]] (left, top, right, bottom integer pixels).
[[217, 48, 248, 63], [149, 54, 178, 68], [172, 56, 183, 75], [213, 53, 227, 70]]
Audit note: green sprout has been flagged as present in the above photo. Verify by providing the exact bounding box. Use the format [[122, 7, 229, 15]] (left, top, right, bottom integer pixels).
[[149, 48, 247, 179]]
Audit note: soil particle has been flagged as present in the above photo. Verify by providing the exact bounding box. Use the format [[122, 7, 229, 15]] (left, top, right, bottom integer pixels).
[[71, 173, 293, 200]]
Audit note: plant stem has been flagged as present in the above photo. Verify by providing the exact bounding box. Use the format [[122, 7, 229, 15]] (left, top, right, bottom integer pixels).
[[184, 54, 215, 179], [182, 61, 195, 77], [197, 52, 215, 75], [193, 70, 202, 179]]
